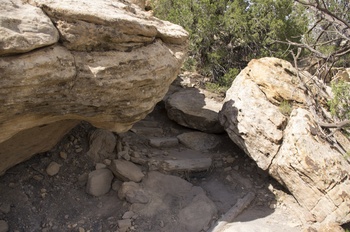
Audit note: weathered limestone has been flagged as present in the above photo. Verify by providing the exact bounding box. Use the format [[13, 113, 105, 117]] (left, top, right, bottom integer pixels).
[[219, 57, 350, 225], [0, 0, 188, 174]]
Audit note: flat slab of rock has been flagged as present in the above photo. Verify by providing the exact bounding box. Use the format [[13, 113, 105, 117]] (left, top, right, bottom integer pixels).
[[165, 88, 224, 133], [149, 137, 179, 148], [118, 181, 149, 204], [177, 131, 221, 151], [130, 171, 217, 232], [109, 160, 144, 182], [0, 0, 59, 56], [148, 148, 212, 173]]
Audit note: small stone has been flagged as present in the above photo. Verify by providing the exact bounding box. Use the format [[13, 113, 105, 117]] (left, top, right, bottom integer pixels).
[[8, 183, 15, 188], [159, 220, 164, 228], [33, 175, 43, 181], [118, 150, 130, 161], [78, 227, 85, 232], [226, 156, 235, 163], [86, 169, 114, 197], [0, 220, 9, 232], [46, 162, 61, 176], [60, 152, 68, 160], [225, 175, 233, 182], [78, 173, 88, 187], [122, 211, 135, 219], [0, 203, 11, 214], [224, 167, 232, 172], [75, 148, 83, 153], [109, 160, 144, 182], [117, 219, 132, 230], [95, 163, 107, 170], [131, 151, 140, 158], [103, 159, 112, 166], [112, 181, 120, 192]]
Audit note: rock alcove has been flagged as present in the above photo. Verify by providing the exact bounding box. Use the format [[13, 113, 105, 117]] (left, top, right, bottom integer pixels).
[[1, 0, 350, 231]]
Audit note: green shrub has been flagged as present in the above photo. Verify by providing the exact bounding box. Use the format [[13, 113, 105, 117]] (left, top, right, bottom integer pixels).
[[279, 100, 293, 116], [328, 81, 350, 121], [205, 68, 240, 94]]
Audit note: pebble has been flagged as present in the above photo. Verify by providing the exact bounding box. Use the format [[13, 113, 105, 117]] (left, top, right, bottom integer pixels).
[[122, 211, 135, 219], [226, 157, 235, 163], [103, 159, 112, 166], [112, 181, 120, 192], [59, 152, 68, 160], [159, 220, 164, 228], [95, 163, 107, 170], [33, 175, 43, 181], [117, 219, 132, 231], [0, 220, 9, 232], [78, 173, 88, 187], [131, 151, 140, 158], [46, 162, 61, 176], [0, 203, 10, 214], [225, 175, 233, 182]]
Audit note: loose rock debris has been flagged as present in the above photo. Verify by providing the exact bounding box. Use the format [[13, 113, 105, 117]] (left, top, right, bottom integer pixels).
[[0, 104, 306, 232]]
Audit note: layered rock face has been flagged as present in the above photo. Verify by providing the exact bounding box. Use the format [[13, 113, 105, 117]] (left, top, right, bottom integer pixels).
[[0, 0, 188, 174], [219, 57, 350, 225]]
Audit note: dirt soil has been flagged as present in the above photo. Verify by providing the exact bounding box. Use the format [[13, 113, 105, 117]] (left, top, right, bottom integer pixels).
[[0, 102, 312, 232]]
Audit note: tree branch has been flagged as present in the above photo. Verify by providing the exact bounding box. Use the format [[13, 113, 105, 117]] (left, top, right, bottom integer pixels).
[[318, 120, 350, 129]]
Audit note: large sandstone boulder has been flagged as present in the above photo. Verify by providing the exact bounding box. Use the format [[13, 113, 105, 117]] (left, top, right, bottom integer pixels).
[[219, 57, 350, 225], [0, 0, 188, 174], [270, 108, 350, 225]]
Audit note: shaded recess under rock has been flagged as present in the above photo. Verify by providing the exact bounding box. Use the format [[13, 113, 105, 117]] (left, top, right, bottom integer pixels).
[[0, 102, 308, 232]]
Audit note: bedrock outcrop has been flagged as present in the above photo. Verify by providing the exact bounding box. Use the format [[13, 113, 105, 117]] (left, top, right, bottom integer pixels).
[[219, 57, 350, 226], [0, 0, 188, 174]]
